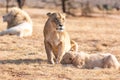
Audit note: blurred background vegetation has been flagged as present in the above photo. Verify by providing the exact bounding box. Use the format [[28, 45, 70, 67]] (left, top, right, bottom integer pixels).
[[0, 0, 120, 16]]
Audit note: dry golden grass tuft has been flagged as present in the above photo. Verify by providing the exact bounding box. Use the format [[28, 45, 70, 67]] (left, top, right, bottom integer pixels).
[[0, 8, 120, 80]]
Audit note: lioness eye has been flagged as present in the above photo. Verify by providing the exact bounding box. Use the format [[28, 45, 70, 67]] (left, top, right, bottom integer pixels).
[[14, 15, 17, 17], [55, 18, 58, 21]]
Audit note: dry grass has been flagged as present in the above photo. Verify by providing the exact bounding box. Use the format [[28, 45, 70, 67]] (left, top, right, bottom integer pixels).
[[0, 8, 120, 80]]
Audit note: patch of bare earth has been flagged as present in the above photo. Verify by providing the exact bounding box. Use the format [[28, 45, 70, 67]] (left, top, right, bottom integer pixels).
[[0, 8, 120, 80]]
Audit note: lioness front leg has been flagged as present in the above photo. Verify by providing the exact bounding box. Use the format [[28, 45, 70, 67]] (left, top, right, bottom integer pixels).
[[56, 42, 65, 64], [44, 41, 55, 64]]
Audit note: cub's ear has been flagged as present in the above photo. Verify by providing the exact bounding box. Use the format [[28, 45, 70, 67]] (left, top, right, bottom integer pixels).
[[47, 12, 52, 17]]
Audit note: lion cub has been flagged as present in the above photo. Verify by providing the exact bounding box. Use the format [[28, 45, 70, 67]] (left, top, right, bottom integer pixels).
[[61, 52, 120, 69], [43, 12, 78, 64]]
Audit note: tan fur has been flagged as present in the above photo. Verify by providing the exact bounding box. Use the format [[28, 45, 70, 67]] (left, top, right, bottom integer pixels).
[[43, 12, 78, 64], [0, 7, 32, 37], [62, 52, 120, 69]]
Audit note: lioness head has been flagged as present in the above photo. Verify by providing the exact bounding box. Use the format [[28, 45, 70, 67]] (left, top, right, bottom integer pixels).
[[3, 7, 19, 22], [3, 7, 27, 28], [3, 10, 15, 22], [47, 12, 66, 32]]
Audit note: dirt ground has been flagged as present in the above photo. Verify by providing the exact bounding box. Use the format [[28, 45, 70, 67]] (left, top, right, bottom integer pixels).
[[0, 8, 120, 80]]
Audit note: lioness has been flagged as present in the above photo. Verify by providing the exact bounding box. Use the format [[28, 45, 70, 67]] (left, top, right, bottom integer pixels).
[[43, 12, 78, 64], [61, 52, 120, 69], [0, 7, 32, 37]]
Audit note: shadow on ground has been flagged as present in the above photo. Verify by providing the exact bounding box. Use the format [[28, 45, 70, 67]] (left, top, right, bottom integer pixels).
[[0, 58, 47, 65]]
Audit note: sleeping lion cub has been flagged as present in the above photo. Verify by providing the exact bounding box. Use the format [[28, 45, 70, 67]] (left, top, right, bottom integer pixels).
[[61, 52, 120, 69], [43, 12, 78, 64]]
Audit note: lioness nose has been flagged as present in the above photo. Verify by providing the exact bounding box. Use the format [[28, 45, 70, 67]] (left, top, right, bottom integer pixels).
[[3, 16, 5, 18], [59, 24, 63, 27]]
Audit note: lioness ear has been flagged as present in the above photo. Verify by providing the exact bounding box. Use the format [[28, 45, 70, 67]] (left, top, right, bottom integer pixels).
[[10, 7, 18, 15], [58, 13, 66, 19], [62, 13, 66, 17], [52, 13, 57, 17], [47, 12, 52, 17]]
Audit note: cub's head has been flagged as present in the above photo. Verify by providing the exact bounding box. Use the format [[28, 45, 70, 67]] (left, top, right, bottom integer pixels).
[[47, 12, 66, 32], [61, 52, 85, 68], [61, 52, 75, 64], [72, 54, 85, 68]]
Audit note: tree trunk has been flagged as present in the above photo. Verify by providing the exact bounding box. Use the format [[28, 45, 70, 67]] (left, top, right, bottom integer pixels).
[[61, 0, 66, 13], [6, 0, 10, 12], [17, 0, 26, 9]]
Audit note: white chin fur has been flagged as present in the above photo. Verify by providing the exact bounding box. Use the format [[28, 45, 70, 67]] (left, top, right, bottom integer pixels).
[[56, 26, 64, 32], [57, 29, 64, 32], [3, 18, 7, 22]]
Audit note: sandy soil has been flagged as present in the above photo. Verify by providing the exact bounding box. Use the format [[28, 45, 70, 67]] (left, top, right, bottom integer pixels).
[[0, 8, 120, 80]]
